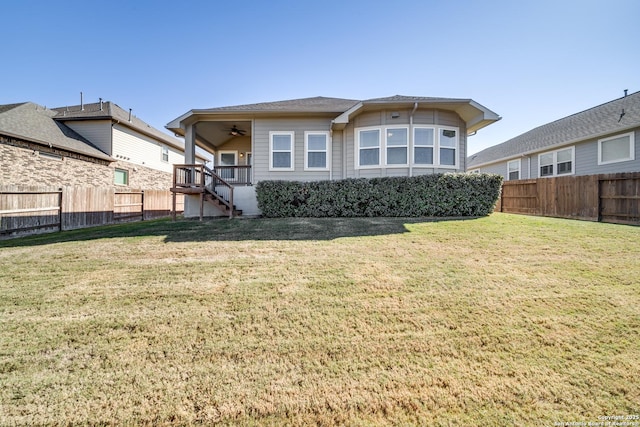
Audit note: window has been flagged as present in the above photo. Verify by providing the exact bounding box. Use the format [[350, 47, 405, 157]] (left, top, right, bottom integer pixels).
[[538, 147, 574, 177], [114, 168, 129, 185], [358, 129, 380, 167], [219, 151, 237, 180], [598, 132, 635, 165], [386, 128, 408, 165], [305, 132, 329, 170], [439, 128, 458, 167], [270, 131, 294, 170], [414, 127, 435, 165], [557, 148, 573, 174], [539, 152, 554, 177], [507, 159, 521, 180], [161, 146, 169, 162], [356, 125, 460, 170]]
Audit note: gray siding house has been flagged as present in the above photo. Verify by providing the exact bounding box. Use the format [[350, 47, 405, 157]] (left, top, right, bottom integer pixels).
[[467, 91, 640, 181], [166, 95, 501, 217]]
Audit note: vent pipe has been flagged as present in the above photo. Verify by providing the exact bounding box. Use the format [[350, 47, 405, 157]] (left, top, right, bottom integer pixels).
[[80, 92, 84, 111], [128, 108, 132, 122], [624, 89, 628, 97], [99, 98, 103, 111]]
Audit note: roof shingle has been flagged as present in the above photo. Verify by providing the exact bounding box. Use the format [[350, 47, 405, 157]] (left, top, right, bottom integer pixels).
[[52, 101, 184, 149], [468, 91, 640, 168], [0, 102, 113, 161]]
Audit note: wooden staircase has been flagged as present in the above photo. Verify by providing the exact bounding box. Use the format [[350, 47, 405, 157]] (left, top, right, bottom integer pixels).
[[171, 164, 241, 220], [203, 188, 242, 217]]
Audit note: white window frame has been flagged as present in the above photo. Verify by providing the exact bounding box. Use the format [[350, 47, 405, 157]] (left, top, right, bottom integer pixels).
[[304, 131, 330, 171], [598, 132, 635, 165], [356, 127, 381, 169], [437, 126, 459, 169], [538, 146, 575, 178], [413, 126, 436, 166], [218, 150, 238, 180], [355, 125, 460, 170], [161, 145, 169, 163], [269, 131, 295, 171], [507, 159, 521, 181], [385, 126, 409, 167]]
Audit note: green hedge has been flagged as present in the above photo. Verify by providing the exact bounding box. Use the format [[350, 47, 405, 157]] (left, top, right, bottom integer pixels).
[[255, 174, 503, 218]]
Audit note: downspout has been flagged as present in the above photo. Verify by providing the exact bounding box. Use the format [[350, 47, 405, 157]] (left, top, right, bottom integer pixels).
[[409, 102, 418, 177], [329, 128, 333, 181]]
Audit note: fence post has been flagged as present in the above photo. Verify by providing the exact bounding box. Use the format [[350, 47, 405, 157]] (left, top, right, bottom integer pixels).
[[141, 191, 145, 221]]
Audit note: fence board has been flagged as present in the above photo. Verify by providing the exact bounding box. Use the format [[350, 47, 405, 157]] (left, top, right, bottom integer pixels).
[[500, 172, 640, 225], [62, 186, 114, 230], [1, 187, 183, 239], [599, 174, 640, 225], [114, 192, 143, 222], [1, 186, 61, 235]]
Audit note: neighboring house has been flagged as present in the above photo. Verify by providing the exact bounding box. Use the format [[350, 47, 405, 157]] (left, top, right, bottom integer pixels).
[[166, 95, 500, 217], [467, 91, 640, 181], [52, 100, 205, 189], [0, 100, 203, 189]]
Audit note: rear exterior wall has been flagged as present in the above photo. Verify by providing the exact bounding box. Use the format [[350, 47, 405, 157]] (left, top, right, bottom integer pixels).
[[1, 135, 173, 190]]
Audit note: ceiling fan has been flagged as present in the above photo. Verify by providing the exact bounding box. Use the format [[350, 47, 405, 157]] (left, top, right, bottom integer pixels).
[[225, 125, 246, 136]]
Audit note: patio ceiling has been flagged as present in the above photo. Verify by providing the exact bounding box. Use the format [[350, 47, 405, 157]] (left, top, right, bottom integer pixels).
[[193, 120, 252, 152]]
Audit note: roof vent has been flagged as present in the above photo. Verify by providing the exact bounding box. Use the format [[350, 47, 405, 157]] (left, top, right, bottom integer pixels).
[[99, 98, 103, 111], [624, 89, 628, 97], [80, 91, 84, 111], [128, 108, 132, 122]]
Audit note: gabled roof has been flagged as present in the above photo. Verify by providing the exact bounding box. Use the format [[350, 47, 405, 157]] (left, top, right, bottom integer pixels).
[[332, 95, 500, 134], [468, 91, 640, 168], [0, 102, 113, 161], [52, 101, 186, 151], [167, 95, 500, 136], [196, 96, 360, 113]]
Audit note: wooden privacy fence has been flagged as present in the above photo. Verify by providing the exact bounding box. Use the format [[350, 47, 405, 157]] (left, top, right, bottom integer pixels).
[[0, 186, 184, 239], [498, 172, 640, 225]]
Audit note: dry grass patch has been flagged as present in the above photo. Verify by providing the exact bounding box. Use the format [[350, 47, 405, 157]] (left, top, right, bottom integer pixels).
[[0, 214, 639, 425]]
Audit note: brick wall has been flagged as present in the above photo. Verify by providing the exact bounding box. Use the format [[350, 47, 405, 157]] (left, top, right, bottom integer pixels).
[[1, 135, 173, 190]]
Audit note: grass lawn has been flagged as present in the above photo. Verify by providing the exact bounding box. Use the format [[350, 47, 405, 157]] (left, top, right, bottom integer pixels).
[[1, 213, 639, 426]]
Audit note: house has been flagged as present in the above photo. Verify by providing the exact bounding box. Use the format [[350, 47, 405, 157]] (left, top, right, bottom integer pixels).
[[467, 91, 640, 180], [166, 95, 501, 217], [51, 100, 206, 189], [0, 100, 204, 189]]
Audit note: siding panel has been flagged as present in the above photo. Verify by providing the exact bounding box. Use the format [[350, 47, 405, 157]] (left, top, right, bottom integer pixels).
[[63, 120, 112, 154], [253, 117, 333, 183], [113, 124, 185, 173]]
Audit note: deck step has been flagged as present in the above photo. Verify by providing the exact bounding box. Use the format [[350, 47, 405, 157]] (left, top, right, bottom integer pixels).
[[203, 194, 242, 217]]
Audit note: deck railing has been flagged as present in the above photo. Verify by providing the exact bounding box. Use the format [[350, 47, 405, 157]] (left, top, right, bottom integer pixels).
[[212, 165, 252, 185], [172, 164, 237, 218]]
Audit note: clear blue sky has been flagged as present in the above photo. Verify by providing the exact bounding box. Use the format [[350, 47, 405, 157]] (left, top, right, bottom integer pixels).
[[2, 0, 638, 155]]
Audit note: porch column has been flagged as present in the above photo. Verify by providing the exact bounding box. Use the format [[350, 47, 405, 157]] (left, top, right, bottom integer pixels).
[[184, 123, 196, 164]]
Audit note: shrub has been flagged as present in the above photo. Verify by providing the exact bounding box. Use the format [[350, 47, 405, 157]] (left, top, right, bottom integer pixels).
[[256, 173, 503, 218]]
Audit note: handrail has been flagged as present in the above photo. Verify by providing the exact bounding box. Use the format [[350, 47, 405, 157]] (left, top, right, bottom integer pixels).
[[172, 164, 235, 218], [203, 165, 235, 218], [212, 165, 252, 185]]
